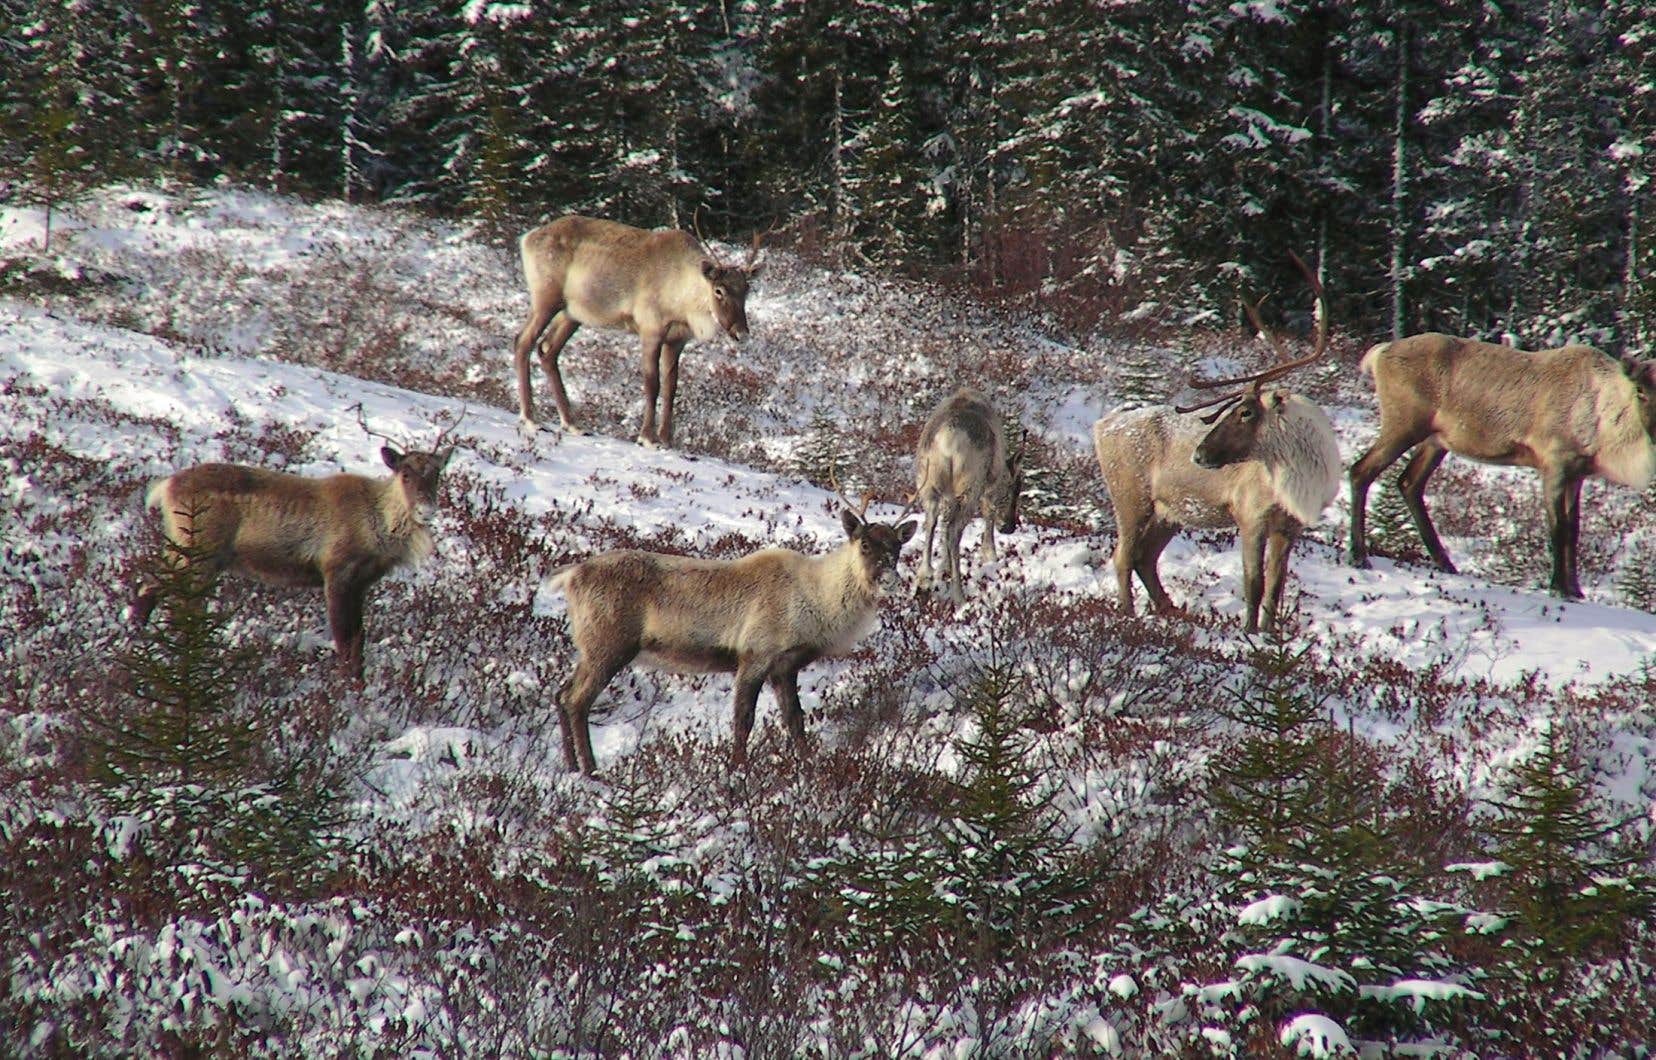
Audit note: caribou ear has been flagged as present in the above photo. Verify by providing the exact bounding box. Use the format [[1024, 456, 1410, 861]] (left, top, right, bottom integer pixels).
[[381, 446, 403, 469], [700, 259, 718, 280], [745, 260, 764, 279], [842, 509, 863, 539], [895, 520, 919, 544], [438, 447, 455, 470]]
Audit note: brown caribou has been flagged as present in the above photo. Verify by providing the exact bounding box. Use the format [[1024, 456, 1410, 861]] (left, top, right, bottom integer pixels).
[[134, 409, 461, 678], [542, 498, 918, 774], [1348, 333, 1656, 598], [512, 215, 763, 448]]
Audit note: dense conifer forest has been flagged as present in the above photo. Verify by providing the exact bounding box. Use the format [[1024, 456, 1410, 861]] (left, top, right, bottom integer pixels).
[[7, 0, 1653, 344]]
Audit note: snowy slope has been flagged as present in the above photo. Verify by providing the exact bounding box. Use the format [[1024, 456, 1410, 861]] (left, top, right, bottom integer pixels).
[[5, 186, 1656, 1057]]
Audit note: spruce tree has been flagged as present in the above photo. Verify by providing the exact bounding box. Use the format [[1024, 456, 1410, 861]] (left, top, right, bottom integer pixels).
[[2, 1, 101, 249], [937, 665, 1095, 959], [1482, 726, 1655, 957], [1194, 642, 1479, 1049], [87, 501, 347, 894], [790, 408, 865, 496]]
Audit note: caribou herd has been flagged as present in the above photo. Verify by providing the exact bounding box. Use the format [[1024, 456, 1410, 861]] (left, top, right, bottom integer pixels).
[[133, 214, 1656, 773]]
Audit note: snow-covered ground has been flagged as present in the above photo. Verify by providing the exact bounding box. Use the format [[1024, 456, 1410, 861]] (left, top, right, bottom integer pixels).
[[4, 187, 1655, 1057]]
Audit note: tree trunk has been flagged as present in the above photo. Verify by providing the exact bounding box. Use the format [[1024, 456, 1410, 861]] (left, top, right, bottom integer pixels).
[[1389, 22, 1410, 341]]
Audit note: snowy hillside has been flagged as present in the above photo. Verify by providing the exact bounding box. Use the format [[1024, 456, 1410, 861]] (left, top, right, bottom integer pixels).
[[4, 188, 1656, 1057]]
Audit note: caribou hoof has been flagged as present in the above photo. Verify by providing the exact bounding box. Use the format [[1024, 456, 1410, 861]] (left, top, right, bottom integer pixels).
[[559, 421, 586, 437], [517, 417, 540, 440], [1347, 552, 1372, 570], [636, 433, 661, 449]]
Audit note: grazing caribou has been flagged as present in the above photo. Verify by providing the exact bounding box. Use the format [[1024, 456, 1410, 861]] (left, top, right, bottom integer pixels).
[[913, 387, 1023, 605], [1348, 333, 1656, 598], [512, 215, 763, 448]]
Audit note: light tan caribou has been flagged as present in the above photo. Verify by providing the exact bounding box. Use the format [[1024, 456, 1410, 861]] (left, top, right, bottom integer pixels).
[[1348, 333, 1656, 598], [134, 409, 461, 679], [1094, 257, 1341, 634], [512, 215, 763, 448], [913, 387, 1022, 605], [542, 498, 918, 774]]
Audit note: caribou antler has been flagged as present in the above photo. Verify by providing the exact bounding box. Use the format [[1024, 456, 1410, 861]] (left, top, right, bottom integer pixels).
[[1175, 252, 1328, 420], [744, 226, 772, 273], [349, 401, 469, 453], [689, 205, 726, 267], [430, 404, 468, 452], [348, 402, 399, 445], [827, 464, 873, 520], [889, 488, 922, 526]]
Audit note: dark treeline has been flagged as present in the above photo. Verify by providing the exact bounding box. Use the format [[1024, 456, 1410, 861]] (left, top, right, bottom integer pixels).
[[4, 0, 1654, 347]]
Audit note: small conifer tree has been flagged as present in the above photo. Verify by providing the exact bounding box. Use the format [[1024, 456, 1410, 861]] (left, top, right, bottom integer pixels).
[[95, 504, 257, 796], [1111, 346, 1167, 410], [1482, 726, 1655, 957], [1194, 641, 1478, 1049], [937, 665, 1095, 959], [86, 500, 346, 894], [1364, 474, 1419, 563], [791, 408, 865, 496], [1616, 535, 1656, 611]]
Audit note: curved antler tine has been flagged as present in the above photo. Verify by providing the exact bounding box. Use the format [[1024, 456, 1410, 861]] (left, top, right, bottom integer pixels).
[[691, 205, 723, 267], [1186, 252, 1330, 395], [892, 488, 922, 525], [1174, 391, 1245, 419], [827, 464, 860, 516], [431, 403, 469, 451], [1287, 250, 1329, 361], [1240, 291, 1296, 367], [349, 401, 398, 445]]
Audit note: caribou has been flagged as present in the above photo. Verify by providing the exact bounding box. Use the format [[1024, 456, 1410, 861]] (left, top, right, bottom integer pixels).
[[1094, 256, 1341, 633], [541, 496, 918, 774], [512, 214, 763, 448], [1348, 334, 1656, 598], [913, 387, 1023, 605], [133, 408, 461, 679]]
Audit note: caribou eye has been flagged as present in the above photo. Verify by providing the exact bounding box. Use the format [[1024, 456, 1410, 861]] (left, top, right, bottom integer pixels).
[[1240, 408, 1256, 420]]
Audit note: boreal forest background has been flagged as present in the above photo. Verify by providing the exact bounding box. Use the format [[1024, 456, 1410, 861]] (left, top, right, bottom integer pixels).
[[5, 0, 1655, 348]]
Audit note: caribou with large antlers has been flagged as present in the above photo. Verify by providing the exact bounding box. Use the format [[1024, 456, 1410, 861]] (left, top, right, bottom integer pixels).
[[512, 214, 764, 448], [1348, 333, 1656, 598], [133, 408, 463, 678], [1094, 256, 1341, 633]]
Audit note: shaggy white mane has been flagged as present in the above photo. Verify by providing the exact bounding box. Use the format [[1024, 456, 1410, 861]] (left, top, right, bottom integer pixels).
[[1257, 393, 1342, 525]]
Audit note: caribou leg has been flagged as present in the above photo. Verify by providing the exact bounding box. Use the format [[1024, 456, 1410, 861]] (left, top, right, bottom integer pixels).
[[657, 338, 686, 448], [637, 335, 664, 447], [1349, 427, 1429, 567], [1262, 526, 1295, 633], [1132, 522, 1179, 615], [1397, 438, 1455, 573], [1543, 470, 1586, 599], [536, 312, 582, 434], [513, 301, 556, 435], [1239, 522, 1268, 634]]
